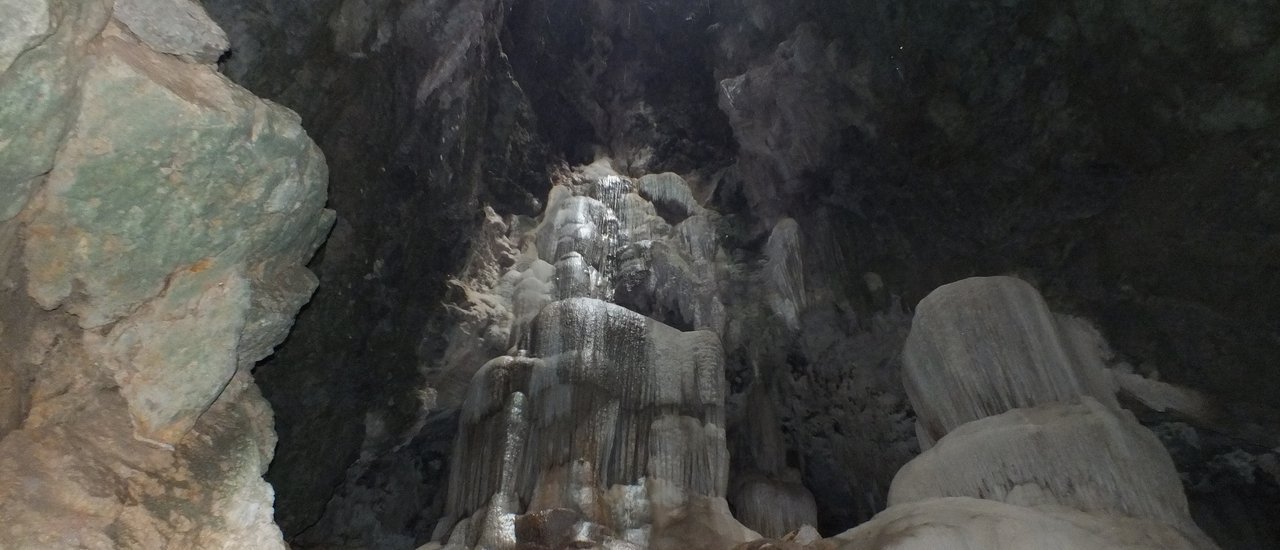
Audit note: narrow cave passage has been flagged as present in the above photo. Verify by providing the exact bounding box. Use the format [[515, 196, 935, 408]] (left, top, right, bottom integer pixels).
[[0, 0, 1277, 549]]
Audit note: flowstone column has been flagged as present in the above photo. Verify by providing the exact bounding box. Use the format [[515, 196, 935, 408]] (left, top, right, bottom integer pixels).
[[436, 162, 751, 549], [832, 276, 1217, 549]]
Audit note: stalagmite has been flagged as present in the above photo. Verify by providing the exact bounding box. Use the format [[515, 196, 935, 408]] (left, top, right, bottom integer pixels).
[[763, 218, 805, 331], [901, 276, 1118, 443], [527, 297, 728, 500], [730, 473, 818, 539], [889, 397, 1198, 533], [728, 386, 818, 538], [864, 276, 1217, 550], [439, 163, 744, 548]]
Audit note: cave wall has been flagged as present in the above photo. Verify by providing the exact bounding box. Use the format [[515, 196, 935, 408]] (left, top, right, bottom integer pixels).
[[190, 0, 1278, 547], [202, 0, 552, 545], [702, 2, 1280, 538], [0, 0, 332, 546], [502, 0, 736, 176], [709, 0, 1280, 406]]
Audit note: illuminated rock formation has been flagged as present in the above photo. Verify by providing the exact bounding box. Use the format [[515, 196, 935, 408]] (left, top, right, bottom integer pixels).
[[438, 164, 749, 549], [877, 276, 1216, 549]]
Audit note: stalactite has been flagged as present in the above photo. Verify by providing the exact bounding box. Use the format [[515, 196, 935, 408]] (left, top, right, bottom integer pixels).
[[763, 218, 805, 331], [729, 473, 818, 539], [635, 172, 698, 224], [526, 298, 727, 498], [448, 356, 540, 518]]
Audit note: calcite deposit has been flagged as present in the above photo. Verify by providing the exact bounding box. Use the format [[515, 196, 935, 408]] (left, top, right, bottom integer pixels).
[[435, 164, 752, 549]]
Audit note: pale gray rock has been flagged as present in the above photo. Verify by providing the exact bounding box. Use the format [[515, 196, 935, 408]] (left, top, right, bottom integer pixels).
[[534, 189, 614, 267], [636, 172, 699, 223], [901, 276, 1119, 442], [555, 251, 604, 300], [444, 297, 729, 541], [674, 214, 718, 263], [729, 473, 818, 539], [763, 218, 805, 331], [831, 497, 1213, 550], [113, 0, 230, 63], [647, 478, 759, 549], [888, 397, 1202, 536], [528, 297, 728, 497]]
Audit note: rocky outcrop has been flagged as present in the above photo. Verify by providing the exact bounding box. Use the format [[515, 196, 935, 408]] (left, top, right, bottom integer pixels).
[[436, 164, 753, 549], [0, 0, 332, 547], [856, 277, 1214, 549], [901, 276, 1120, 445], [113, 0, 229, 63], [889, 398, 1196, 532]]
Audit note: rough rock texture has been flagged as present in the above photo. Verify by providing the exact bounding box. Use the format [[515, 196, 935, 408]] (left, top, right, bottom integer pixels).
[[730, 473, 818, 539], [503, 0, 736, 175], [113, 0, 229, 62], [704, 4, 1280, 539], [0, 1, 332, 546], [201, 0, 551, 544]]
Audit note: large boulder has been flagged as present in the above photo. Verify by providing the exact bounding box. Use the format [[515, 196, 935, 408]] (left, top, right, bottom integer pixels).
[[901, 276, 1118, 444], [0, 4, 333, 547], [889, 397, 1199, 535]]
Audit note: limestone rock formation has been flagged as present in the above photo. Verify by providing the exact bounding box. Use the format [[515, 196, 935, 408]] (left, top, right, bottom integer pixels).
[[856, 276, 1216, 549], [436, 164, 754, 549], [888, 397, 1196, 532], [730, 472, 818, 540], [0, 1, 332, 546], [901, 276, 1120, 445]]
